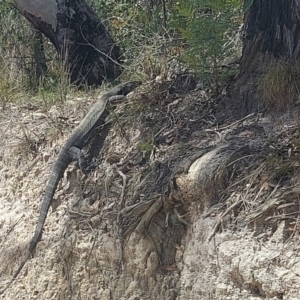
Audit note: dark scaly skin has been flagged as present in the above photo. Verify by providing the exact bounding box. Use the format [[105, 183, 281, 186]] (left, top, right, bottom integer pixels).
[[0, 81, 141, 294]]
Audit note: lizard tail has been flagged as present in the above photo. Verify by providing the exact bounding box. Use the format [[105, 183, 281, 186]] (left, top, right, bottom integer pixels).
[[1, 151, 70, 294]]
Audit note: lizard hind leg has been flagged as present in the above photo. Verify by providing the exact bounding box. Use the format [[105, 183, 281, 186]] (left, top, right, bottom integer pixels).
[[68, 146, 100, 172]]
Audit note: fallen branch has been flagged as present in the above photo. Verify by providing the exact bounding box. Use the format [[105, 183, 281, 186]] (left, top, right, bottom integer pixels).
[[207, 196, 242, 243]]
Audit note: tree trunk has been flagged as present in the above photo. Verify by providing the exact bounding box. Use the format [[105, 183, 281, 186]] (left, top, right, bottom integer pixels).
[[12, 0, 121, 86], [32, 27, 47, 82], [217, 0, 300, 120]]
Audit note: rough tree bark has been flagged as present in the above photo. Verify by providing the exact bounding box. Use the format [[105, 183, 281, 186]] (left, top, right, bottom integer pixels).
[[12, 0, 121, 86], [218, 0, 300, 120], [32, 28, 47, 82]]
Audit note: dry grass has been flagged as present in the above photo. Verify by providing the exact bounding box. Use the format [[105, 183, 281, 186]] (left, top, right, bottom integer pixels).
[[259, 60, 300, 110]]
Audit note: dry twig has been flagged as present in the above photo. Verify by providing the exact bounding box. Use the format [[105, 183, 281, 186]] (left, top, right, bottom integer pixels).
[[207, 196, 242, 243]]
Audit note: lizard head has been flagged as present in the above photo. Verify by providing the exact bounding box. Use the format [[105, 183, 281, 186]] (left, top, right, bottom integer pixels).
[[119, 81, 142, 95], [106, 80, 142, 98]]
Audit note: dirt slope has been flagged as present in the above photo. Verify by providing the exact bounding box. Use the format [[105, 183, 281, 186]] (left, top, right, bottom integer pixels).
[[1, 82, 300, 299]]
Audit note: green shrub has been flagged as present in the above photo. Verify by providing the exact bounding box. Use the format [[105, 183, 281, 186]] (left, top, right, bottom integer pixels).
[[172, 0, 243, 92]]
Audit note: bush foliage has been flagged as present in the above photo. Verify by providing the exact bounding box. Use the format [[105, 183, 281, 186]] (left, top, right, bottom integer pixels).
[[173, 0, 242, 88], [0, 0, 243, 103]]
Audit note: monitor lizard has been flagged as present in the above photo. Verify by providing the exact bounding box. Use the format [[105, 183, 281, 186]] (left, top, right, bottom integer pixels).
[[0, 80, 141, 294]]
